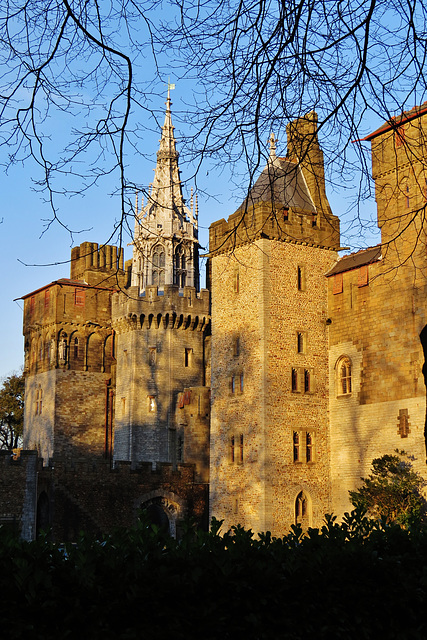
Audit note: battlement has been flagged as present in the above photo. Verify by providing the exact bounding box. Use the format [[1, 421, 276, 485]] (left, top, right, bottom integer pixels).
[[209, 201, 340, 255], [0, 449, 38, 467], [49, 455, 197, 480], [112, 284, 210, 332], [71, 241, 127, 288]]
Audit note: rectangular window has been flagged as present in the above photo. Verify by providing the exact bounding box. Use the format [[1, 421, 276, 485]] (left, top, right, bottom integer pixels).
[[75, 288, 85, 306], [283, 207, 289, 222], [44, 289, 50, 309], [35, 389, 42, 416], [292, 368, 299, 392], [230, 435, 235, 463], [358, 265, 369, 287], [233, 336, 240, 357], [184, 348, 192, 367], [306, 432, 313, 462], [239, 434, 244, 463], [297, 332, 306, 354], [395, 125, 405, 148], [149, 347, 156, 366], [177, 435, 184, 462], [293, 431, 300, 462], [293, 431, 315, 463], [30, 296, 35, 317], [297, 266, 305, 291], [304, 369, 310, 393], [233, 268, 240, 293], [239, 373, 244, 393], [333, 273, 343, 295]]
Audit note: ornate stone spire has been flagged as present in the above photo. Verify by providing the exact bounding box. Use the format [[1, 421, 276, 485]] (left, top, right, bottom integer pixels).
[[148, 85, 184, 217], [131, 87, 200, 293]]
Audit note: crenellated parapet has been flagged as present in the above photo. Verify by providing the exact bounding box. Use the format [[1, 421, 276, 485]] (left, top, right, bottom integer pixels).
[[70, 241, 127, 288], [112, 284, 210, 334]]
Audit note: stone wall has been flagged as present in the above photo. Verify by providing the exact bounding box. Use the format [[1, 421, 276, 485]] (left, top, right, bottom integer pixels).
[[0, 451, 38, 540], [210, 237, 337, 536], [112, 285, 210, 465]]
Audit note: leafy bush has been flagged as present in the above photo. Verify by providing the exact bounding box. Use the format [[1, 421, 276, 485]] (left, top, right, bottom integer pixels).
[[1, 512, 427, 639], [349, 450, 427, 527]]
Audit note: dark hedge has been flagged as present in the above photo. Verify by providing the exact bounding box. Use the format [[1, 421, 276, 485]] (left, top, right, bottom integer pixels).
[[2, 511, 427, 639]]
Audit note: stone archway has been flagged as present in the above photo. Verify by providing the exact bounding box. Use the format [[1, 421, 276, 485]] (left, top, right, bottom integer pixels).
[[138, 493, 184, 538]]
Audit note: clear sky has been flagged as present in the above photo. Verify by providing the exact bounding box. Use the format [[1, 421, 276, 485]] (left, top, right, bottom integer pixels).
[[0, 86, 381, 381]]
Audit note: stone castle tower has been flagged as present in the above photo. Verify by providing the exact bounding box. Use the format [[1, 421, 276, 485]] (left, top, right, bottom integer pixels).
[[22, 244, 127, 462], [327, 105, 427, 516], [111, 89, 210, 472], [209, 113, 341, 534]]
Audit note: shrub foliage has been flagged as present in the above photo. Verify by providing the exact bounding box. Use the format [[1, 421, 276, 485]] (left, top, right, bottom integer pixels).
[[349, 450, 427, 527], [1, 511, 427, 639]]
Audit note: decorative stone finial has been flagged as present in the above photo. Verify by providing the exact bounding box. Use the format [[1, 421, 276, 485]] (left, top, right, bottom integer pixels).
[[268, 132, 277, 160]]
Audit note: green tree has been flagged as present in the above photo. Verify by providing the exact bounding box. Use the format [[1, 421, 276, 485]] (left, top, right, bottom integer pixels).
[[349, 450, 426, 527], [0, 373, 24, 450]]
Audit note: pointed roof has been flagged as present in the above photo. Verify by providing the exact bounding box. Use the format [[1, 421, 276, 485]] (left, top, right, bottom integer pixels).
[[146, 86, 188, 218], [237, 135, 316, 213]]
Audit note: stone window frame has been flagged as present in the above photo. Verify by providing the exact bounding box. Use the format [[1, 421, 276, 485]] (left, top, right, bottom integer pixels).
[[184, 347, 193, 368], [293, 430, 315, 464], [336, 355, 352, 397], [148, 395, 157, 413], [333, 273, 343, 295], [295, 490, 312, 528], [35, 387, 43, 416], [233, 335, 240, 357], [74, 288, 86, 307], [148, 347, 157, 366], [230, 371, 244, 395], [291, 367, 314, 394], [297, 265, 306, 291], [151, 244, 166, 286], [229, 433, 244, 464], [296, 331, 307, 354]]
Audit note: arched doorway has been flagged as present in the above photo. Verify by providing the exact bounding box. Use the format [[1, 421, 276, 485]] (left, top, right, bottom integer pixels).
[[139, 494, 182, 538]]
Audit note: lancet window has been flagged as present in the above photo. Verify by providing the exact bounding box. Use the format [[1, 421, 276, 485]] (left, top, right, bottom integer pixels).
[[152, 246, 165, 286], [174, 245, 187, 288]]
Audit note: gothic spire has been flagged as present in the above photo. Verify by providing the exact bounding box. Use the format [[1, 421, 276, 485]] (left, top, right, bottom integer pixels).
[[149, 84, 184, 217], [131, 87, 200, 293]]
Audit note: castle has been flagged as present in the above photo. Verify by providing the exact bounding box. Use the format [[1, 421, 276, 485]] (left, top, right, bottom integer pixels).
[[2, 94, 427, 540]]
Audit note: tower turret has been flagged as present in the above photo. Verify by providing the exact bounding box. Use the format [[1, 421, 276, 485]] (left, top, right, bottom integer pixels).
[[132, 86, 200, 293]]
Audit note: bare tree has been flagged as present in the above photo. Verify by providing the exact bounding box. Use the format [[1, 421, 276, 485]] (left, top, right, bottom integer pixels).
[[1, 1, 427, 248]]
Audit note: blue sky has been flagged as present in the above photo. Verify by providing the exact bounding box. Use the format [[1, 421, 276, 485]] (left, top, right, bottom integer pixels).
[[0, 95, 381, 381]]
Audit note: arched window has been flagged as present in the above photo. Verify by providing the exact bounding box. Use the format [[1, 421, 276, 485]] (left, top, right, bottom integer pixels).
[[337, 356, 352, 396], [59, 333, 68, 364], [152, 246, 165, 286], [174, 245, 188, 288], [295, 491, 311, 528]]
